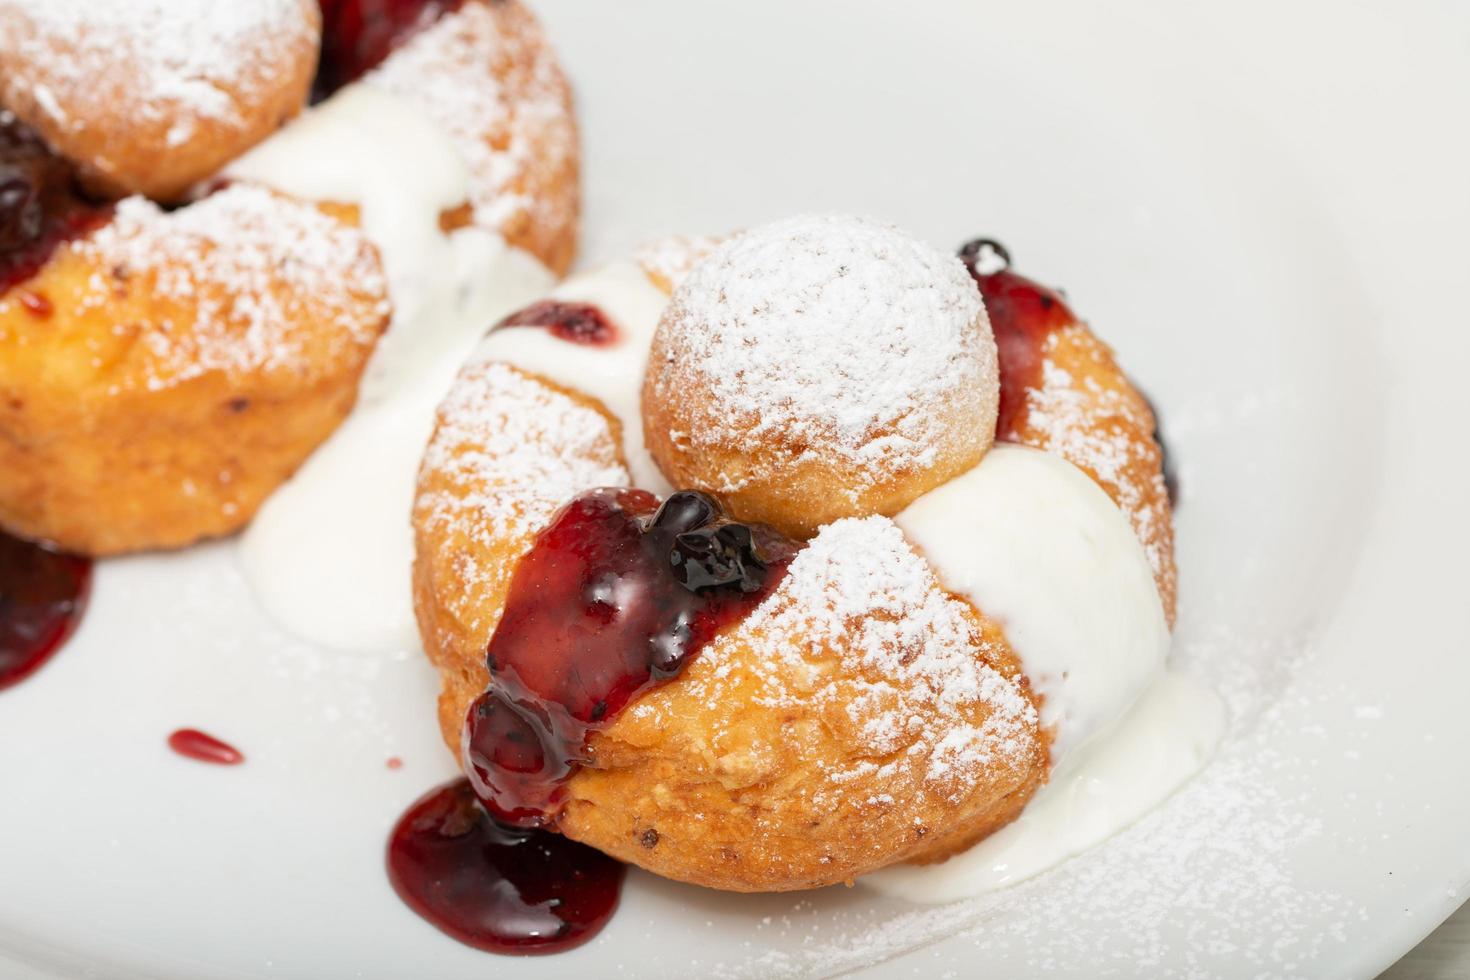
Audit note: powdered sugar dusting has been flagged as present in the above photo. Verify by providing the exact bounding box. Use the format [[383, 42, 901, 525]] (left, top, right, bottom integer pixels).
[[415, 361, 628, 624], [651, 214, 996, 492], [636, 515, 1038, 801], [59, 184, 386, 391], [0, 0, 312, 139], [367, 1, 576, 244], [635, 233, 724, 293]]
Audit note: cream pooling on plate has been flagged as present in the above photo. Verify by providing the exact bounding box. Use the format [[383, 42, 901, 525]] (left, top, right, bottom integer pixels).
[[230, 84, 554, 654]]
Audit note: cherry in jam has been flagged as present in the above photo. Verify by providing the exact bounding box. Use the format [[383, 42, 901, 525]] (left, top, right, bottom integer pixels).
[[387, 778, 624, 955], [0, 530, 92, 691], [315, 0, 465, 99], [959, 237, 1176, 502], [0, 117, 108, 295], [464, 488, 797, 826], [494, 300, 619, 347]]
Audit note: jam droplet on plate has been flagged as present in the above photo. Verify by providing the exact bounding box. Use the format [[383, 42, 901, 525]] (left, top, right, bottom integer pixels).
[[0, 530, 92, 691], [463, 488, 797, 827], [0, 117, 109, 294], [387, 778, 624, 955], [315, 0, 465, 100], [167, 729, 245, 766], [494, 299, 620, 347], [958, 237, 1177, 503]]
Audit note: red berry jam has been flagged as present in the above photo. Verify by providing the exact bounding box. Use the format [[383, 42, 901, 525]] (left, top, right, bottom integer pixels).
[[464, 488, 797, 826], [0, 117, 108, 295], [389, 490, 794, 956], [958, 238, 1079, 437], [0, 530, 92, 691], [959, 238, 1175, 502], [387, 778, 624, 955], [495, 300, 620, 347], [315, 0, 465, 99], [167, 729, 245, 766]]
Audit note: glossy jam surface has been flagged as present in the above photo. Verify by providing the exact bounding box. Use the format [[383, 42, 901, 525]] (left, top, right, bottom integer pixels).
[[959, 238, 1176, 502], [388, 778, 624, 955], [315, 0, 464, 99], [958, 239, 1078, 436], [0, 531, 92, 691], [496, 300, 619, 347], [0, 118, 108, 295], [464, 488, 797, 827], [167, 729, 245, 765]]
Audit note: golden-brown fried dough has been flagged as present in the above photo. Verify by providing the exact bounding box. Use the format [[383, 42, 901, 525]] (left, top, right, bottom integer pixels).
[[367, 0, 580, 275], [0, 185, 388, 555], [0, 0, 319, 201], [414, 360, 1047, 891], [643, 215, 999, 539], [413, 227, 1178, 893]]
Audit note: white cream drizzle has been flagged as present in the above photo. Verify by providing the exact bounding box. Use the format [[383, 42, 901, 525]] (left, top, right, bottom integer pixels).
[[229, 85, 554, 654], [228, 106, 1213, 885], [471, 260, 672, 495], [863, 671, 1224, 901], [895, 444, 1171, 761]]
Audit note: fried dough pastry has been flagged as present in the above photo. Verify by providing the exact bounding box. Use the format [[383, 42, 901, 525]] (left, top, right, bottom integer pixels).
[[644, 215, 999, 538], [360, 0, 580, 275], [0, 0, 320, 201], [0, 186, 388, 555], [413, 357, 1047, 891], [413, 218, 1175, 892]]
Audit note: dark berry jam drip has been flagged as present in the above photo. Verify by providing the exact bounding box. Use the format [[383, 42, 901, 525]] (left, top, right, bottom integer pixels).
[[958, 238, 1079, 436], [0, 117, 109, 295], [0, 530, 92, 691], [387, 778, 624, 955], [959, 237, 1177, 503], [494, 300, 620, 347], [464, 488, 797, 827], [167, 729, 245, 765], [315, 0, 466, 100]]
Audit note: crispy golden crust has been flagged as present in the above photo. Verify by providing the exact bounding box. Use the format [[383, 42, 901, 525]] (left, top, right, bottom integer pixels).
[[413, 352, 1048, 892], [641, 381, 991, 541], [0, 190, 388, 555], [0, 0, 319, 201], [370, 0, 580, 275], [1002, 325, 1178, 625], [640, 216, 999, 540]]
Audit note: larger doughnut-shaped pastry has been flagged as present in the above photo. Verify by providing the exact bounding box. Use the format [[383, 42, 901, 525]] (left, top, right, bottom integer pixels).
[[411, 214, 1182, 893], [0, 0, 578, 557]]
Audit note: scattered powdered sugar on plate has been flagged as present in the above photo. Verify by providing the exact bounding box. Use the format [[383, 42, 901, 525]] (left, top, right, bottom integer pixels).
[[651, 214, 996, 493], [0, 0, 312, 140], [692, 627, 1363, 979], [66, 184, 387, 392]]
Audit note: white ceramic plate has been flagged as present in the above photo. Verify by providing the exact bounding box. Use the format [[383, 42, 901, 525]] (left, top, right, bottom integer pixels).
[[2, 2, 1466, 977]]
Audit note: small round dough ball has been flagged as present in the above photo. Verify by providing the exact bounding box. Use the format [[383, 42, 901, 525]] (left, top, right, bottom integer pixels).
[[0, 0, 320, 201], [643, 214, 999, 538]]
